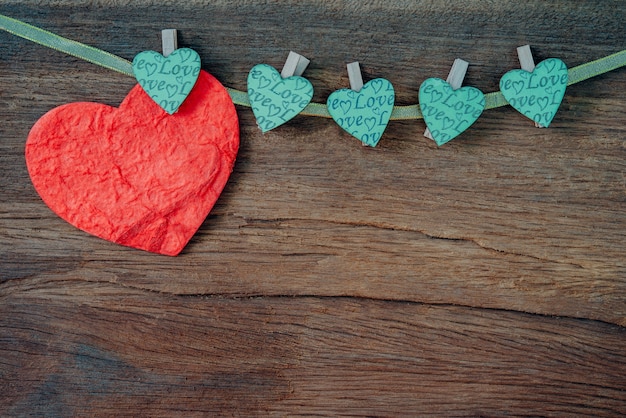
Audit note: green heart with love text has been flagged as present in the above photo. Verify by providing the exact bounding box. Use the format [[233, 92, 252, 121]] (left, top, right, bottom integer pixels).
[[132, 48, 201, 114], [499, 58, 568, 127], [327, 78, 395, 147], [419, 78, 485, 146], [247, 64, 314, 132]]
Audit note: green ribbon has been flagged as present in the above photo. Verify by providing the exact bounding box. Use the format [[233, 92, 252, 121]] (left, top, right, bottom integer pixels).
[[1, 14, 625, 120]]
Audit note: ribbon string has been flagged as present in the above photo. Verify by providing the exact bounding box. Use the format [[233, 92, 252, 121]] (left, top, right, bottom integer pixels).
[[1, 14, 625, 121]]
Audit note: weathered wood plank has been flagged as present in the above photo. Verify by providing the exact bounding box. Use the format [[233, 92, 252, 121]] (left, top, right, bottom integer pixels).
[[1, 2, 624, 322], [1, 281, 625, 416], [0, 0, 625, 414]]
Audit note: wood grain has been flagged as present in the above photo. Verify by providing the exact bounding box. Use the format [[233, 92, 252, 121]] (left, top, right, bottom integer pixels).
[[2, 280, 626, 416], [1, 0, 625, 415]]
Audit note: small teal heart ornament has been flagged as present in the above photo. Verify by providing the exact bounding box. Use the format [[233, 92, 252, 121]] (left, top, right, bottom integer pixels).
[[327, 78, 395, 147], [419, 78, 485, 146], [247, 64, 314, 132], [499, 58, 568, 127], [132, 48, 201, 114]]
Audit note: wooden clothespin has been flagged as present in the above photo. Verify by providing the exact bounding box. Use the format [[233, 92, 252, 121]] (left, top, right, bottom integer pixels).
[[161, 29, 178, 57], [346, 62, 369, 146], [281, 51, 310, 78], [517, 45, 542, 127], [347, 61, 364, 92], [424, 58, 469, 140]]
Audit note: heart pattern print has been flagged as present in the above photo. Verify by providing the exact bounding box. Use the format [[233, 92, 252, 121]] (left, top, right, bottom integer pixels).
[[499, 58, 568, 127], [132, 48, 201, 114], [327, 78, 395, 147], [419, 78, 486, 146], [247, 64, 314, 132]]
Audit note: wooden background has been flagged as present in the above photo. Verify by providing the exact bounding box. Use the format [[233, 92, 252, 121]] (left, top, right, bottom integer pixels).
[[1, 0, 625, 415]]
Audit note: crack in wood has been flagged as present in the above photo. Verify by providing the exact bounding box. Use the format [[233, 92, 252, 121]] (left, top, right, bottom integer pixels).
[[239, 216, 587, 269]]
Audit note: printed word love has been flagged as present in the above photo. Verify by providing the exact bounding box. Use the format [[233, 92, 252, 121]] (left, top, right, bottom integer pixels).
[[132, 48, 201, 114], [247, 64, 314, 132], [419, 78, 485, 146], [499, 58, 568, 127], [327, 79, 395, 147]]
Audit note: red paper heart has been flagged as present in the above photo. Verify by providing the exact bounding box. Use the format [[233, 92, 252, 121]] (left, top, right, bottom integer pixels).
[[25, 70, 239, 255]]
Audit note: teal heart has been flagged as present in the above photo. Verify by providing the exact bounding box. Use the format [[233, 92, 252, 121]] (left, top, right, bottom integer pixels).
[[327, 78, 395, 147], [499, 58, 568, 127], [132, 48, 201, 114], [419, 78, 485, 146], [247, 64, 314, 132]]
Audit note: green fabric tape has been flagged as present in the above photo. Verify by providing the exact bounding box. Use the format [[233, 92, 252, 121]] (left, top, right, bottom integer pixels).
[[0, 14, 134, 76], [1, 14, 625, 121]]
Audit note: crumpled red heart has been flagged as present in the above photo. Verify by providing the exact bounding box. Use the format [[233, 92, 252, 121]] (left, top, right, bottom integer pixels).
[[25, 70, 239, 255]]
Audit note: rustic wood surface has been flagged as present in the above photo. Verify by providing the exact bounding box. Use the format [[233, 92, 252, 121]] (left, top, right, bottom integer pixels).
[[1, 0, 625, 415]]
